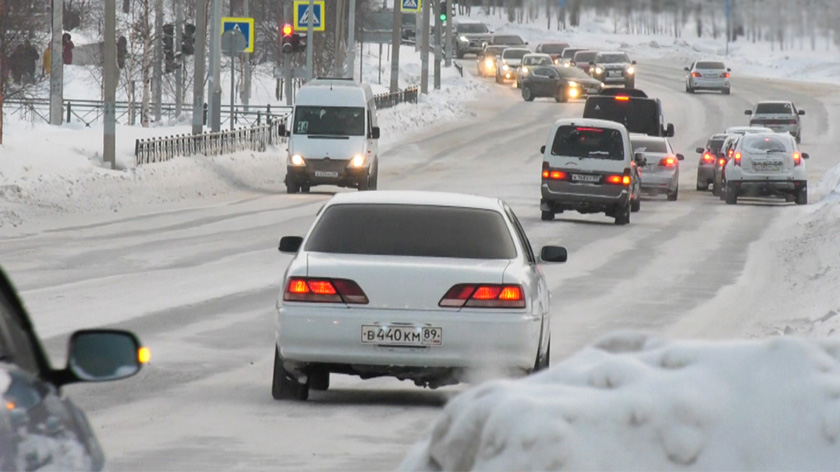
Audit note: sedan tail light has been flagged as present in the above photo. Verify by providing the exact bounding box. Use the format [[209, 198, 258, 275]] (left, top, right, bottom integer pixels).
[[702, 153, 715, 163], [284, 277, 369, 304], [723, 72, 731, 78], [718, 158, 727, 167], [439, 284, 525, 309], [733, 152, 742, 166], [691, 71, 701, 78], [659, 157, 677, 167], [789, 120, 798, 125], [793, 152, 802, 166], [605, 174, 630, 186]]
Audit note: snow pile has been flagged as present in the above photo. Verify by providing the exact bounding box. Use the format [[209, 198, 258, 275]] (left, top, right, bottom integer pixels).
[[401, 332, 840, 471]]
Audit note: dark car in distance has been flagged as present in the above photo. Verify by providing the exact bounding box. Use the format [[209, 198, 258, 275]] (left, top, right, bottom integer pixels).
[[0, 265, 147, 470], [535, 42, 571, 64], [588, 51, 636, 88], [520, 65, 603, 102]]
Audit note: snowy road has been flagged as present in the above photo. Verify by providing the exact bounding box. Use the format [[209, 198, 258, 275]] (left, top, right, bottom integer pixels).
[[1, 62, 837, 470]]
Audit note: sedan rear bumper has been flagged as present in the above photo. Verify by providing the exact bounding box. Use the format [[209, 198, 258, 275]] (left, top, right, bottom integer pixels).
[[276, 304, 542, 374]]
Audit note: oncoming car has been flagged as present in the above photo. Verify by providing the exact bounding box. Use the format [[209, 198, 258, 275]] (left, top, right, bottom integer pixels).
[[496, 47, 531, 84], [631, 134, 684, 201], [272, 191, 568, 401], [516, 53, 553, 88], [589, 51, 636, 88], [520, 65, 603, 102], [453, 20, 492, 58], [723, 133, 809, 205], [539, 118, 644, 225], [477, 45, 506, 77]]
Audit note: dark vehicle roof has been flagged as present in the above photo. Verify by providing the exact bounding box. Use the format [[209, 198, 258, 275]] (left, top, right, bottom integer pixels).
[[583, 96, 663, 136]]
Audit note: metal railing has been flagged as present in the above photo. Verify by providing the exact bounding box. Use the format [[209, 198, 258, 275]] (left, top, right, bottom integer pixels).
[[3, 97, 291, 127], [374, 86, 420, 109], [134, 120, 286, 166]]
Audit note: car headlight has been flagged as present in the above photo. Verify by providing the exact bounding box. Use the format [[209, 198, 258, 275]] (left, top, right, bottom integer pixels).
[[290, 154, 305, 166], [485, 59, 493, 67], [502, 64, 509, 71], [626, 66, 635, 75], [349, 154, 366, 168], [568, 81, 578, 87], [521, 66, 528, 74], [563, 62, 570, 67], [459, 35, 468, 42], [594, 67, 603, 74]]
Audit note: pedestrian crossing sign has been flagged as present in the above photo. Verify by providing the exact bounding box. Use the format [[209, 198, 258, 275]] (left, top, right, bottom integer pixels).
[[294, 1, 326, 31], [401, 0, 421, 13]]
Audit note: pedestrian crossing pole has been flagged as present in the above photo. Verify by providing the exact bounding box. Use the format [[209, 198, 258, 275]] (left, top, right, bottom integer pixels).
[[306, 0, 314, 80]]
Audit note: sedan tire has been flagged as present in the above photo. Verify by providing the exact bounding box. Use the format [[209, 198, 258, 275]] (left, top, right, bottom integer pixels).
[[630, 196, 641, 212], [667, 188, 679, 201], [725, 183, 738, 205], [522, 86, 535, 102], [534, 340, 550, 372], [541, 210, 555, 221], [272, 349, 309, 401]]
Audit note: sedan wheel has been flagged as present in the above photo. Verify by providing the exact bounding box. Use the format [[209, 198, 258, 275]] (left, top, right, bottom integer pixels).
[[271, 349, 309, 401], [667, 188, 679, 201], [725, 183, 738, 205], [522, 86, 534, 102]]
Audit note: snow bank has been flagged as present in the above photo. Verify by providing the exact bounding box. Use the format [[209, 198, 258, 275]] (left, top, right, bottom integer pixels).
[[401, 331, 840, 471]]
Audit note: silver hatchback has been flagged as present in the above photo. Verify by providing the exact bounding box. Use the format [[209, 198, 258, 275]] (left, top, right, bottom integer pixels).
[[745, 101, 805, 143], [631, 134, 684, 201]]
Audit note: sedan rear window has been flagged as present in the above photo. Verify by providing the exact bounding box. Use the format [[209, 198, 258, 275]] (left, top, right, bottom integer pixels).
[[631, 138, 667, 153], [551, 126, 625, 160], [755, 103, 794, 114], [696, 61, 725, 69], [305, 204, 517, 259]]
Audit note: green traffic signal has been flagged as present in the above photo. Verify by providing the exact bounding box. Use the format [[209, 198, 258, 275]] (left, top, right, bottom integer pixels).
[[440, 13, 446, 21]]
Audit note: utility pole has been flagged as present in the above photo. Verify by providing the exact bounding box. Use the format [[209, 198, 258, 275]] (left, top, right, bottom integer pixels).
[[175, 0, 183, 116], [49, 0, 63, 125], [415, 4, 422, 52], [420, 0, 429, 93], [191, 0, 207, 134], [242, 0, 251, 109], [389, 0, 401, 92], [433, 0, 441, 89], [305, 0, 314, 79], [345, 0, 356, 78], [208, 0, 222, 131], [153, 0, 163, 121], [104, 0, 116, 169], [444, 0, 452, 66]]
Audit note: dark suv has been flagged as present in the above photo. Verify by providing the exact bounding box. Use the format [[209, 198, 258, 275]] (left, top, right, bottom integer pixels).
[[453, 21, 493, 58], [583, 91, 675, 138], [588, 51, 636, 88], [0, 265, 146, 469]]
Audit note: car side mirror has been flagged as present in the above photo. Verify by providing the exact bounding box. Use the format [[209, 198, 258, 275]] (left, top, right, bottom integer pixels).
[[569, 61, 575, 66], [665, 123, 675, 137], [798, 110, 805, 115], [369, 126, 380, 139], [540, 145, 546, 154], [525, 41, 529, 45], [65, 330, 144, 385], [631, 60, 637, 65], [540, 246, 567, 263], [634, 152, 647, 166], [676, 153, 685, 161], [684, 66, 689, 71], [802, 152, 810, 159], [695, 147, 705, 154], [727, 67, 732, 72], [745, 110, 753, 115], [279, 236, 303, 253]]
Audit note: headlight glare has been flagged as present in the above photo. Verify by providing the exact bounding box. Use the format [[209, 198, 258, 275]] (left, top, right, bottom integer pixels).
[[350, 154, 365, 167], [568, 81, 578, 87], [521, 67, 528, 74], [627, 66, 635, 75], [459, 35, 468, 42], [485, 59, 493, 67], [290, 154, 305, 166], [502, 64, 509, 70], [595, 67, 603, 74]]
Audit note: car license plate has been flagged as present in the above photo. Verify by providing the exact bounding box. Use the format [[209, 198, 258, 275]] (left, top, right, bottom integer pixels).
[[571, 174, 601, 183], [754, 163, 782, 172], [586, 88, 598, 94], [314, 170, 339, 178], [609, 71, 622, 77], [361, 325, 443, 346]]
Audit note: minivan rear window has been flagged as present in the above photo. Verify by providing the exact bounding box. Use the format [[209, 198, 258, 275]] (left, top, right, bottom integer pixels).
[[551, 126, 625, 161], [305, 204, 517, 259], [293, 106, 365, 136]]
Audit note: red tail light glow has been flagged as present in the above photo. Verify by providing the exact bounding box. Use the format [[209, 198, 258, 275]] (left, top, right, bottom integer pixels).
[[576, 127, 604, 132], [439, 284, 526, 309], [793, 152, 802, 166], [723, 72, 730, 78], [615, 96, 630, 101], [691, 71, 701, 78], [789, 120, 798, 125], [718, 158, 726, 166], [703, 153, 714, 162], [542, 167, 569, 180], [659, 157, 677, 167], [733, 152, 742, 166], [605, 174, 630, 186], [284, 277, 369, 304]]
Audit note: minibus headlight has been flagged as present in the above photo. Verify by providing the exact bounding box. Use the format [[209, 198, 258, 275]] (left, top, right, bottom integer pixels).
[[349, 154, 366, 168], [290, 154, 305, 166]]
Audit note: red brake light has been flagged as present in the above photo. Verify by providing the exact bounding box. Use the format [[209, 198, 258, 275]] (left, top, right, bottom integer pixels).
[[282, 24, 293, 36], [605, 174, 629, 186], [439, 284, 526, 309], [691, 71, 701, 78], [723, 72, 731, 78], [718, 158, 726, 166], [284, 277, 368, 304], [789, 120, 798, 125], [659, 157, 677, 167], [615, 96, 630, 101], [703, 153, 714, 162], [728, 149, 734, 158], [793, 152, 801, 166], [542, 167, 568, 180], [576, 127, 603, 132], [733, 152, 742, 166]]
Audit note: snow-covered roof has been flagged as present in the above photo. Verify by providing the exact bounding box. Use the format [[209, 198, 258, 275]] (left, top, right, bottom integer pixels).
[[327, 191, 503, 211], [402, 332, 840, 471]]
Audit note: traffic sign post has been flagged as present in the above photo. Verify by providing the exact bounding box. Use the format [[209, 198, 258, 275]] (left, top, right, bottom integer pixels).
[[222, 28, 247, 130], [401, 0, 420, 14], [221, 17, 255, 53], [293, 1, 325, 31]]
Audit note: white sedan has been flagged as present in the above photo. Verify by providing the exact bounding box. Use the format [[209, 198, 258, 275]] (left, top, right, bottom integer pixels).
[[272, 191, 568, 400]]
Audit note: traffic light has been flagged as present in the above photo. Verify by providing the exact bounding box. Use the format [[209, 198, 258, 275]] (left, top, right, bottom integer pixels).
[[162, 23, 177, 73], [182, 23, 196, 56], [281, 23, 294, 54], [439, 1, 447, 22], [117, 35, 127, 69]]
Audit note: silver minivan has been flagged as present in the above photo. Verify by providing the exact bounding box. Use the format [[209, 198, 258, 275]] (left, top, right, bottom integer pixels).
[[745, 101, 805, 143], [284, 78, 380, 193], [540, 118, 644, 225]]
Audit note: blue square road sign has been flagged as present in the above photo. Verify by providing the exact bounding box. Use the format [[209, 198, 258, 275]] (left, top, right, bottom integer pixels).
[[221, 17, 254, 53], [294, 1, 326, 32]]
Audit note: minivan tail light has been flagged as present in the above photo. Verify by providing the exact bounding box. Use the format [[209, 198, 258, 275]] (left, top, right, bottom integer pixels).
[[702, 153, 714, 162], [439, 284, 525, 309], [723, 72, 730, 78], [793, 152, 802, 166], [733, 152, 742, 166], [605, 174, 630, 186], [284, 277, 369, 304], [719, 158, 726, 166], [659, 157, 677, 167]]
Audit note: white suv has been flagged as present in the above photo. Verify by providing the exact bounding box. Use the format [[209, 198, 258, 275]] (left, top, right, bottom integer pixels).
[[723, 133, 808, 205]]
